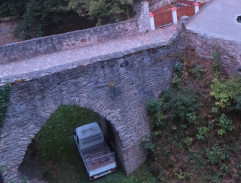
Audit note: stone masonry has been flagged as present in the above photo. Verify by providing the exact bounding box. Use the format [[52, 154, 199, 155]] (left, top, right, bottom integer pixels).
[[0, 19, 138, 64], [186, 30, 241, 75], [137, 1, 151, 33], [0, 25, 185, 182]]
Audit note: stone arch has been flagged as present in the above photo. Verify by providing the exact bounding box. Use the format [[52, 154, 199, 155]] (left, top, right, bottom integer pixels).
[[0, 83, 129, 182], [18, 103, 123, 181], [0, 38, 180, 182]]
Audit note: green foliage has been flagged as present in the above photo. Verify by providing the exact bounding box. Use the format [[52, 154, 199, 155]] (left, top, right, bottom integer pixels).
[[171, 74, 182, 89], [173, 62, 183, 77], [68, 0, 133, 26], [16, 0, 68, 39], [196, 126, 209, 140], [211, 77, 241, 109], [212, 51, 222, 75], [186, 112, 196, 123], [161, 87, 199, 122], [146, 98, 165, 128], [171, 62, 183, 89], [192, 65, 204, 82], [146, 98, 160, 116], [0, 83, 12, 128], [184, 137, 193, 147], [218, 114, 233, 136], [205, 143, 230, 166], [0, 0, 26, 17], [141, 139, 155, 152], [229, 96, 241, 111], [146, 50, 241, 182], [211, 107, 218, 113]]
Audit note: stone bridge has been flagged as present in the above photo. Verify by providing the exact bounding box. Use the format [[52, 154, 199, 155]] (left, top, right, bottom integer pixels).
[[0, 15, 185, 182]]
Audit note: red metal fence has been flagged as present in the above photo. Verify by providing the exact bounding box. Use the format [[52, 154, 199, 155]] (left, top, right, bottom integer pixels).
[[153, 3, 207, 27], [177, 5, 195, 20]]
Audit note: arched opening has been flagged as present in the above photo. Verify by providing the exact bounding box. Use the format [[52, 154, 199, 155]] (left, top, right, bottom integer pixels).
[[18, 105, 120, 182]]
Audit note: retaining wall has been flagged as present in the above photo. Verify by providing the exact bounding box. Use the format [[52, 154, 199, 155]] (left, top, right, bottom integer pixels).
[[186, 30, 241, 75]]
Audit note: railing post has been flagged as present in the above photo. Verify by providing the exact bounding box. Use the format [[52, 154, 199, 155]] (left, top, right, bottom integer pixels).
[[171, 7, 178, 24], [194, 2, 199, 14], [149, 12, 155, 30]]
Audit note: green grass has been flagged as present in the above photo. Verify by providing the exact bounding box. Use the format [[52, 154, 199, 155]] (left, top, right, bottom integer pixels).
[[33, 105, 156, 183]]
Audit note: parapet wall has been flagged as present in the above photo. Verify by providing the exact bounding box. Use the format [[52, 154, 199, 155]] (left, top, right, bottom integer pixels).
[[186, 30, 241, 75], [0, 19, 137, 64]]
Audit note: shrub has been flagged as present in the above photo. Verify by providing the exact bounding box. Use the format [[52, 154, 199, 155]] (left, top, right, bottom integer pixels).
[[172, 74, 183, 89], [192, 65, 204, 82], [173, 62, 183, 77], [146, 98, 165, 128], [205, 143, 230, 166], [196, 126, 209, 140], [211, 77, 241, 109], [212, 51, 222, 75], [161, 87, 199, 122], [218, 114, 233, 136], [184, 137, 193, 146], [146, 98, 160, 116], [141, 139, 155, 152]]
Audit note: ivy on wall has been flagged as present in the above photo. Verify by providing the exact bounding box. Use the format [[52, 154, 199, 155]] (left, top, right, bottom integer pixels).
[[0, 83, 12, 128]]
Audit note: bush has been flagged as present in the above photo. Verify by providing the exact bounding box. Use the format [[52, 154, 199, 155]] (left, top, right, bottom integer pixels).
[[141, 140, 155, 152], [173, 62, 183, 77], [146, 98, 165, 128], [196, 126, 209, 140], [146, 98, 160, 116], [212, 51, 222, 75], [211, 77, 241, 109], [192, 65, 204, 82], [218, 114, 233, 136], [161, 87, 199, 122], [205, 143, 230, 166]]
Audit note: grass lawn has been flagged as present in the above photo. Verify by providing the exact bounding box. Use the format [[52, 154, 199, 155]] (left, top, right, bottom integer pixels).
[[31, 105, 156, 183]]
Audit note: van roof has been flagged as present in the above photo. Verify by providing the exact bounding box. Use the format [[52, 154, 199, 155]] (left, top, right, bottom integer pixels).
[[75, 122, 102, 138]]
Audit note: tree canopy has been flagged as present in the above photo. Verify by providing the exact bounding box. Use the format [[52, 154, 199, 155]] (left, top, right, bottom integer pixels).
[[68, 0, 133, 25], [0, 0, 136, 39]]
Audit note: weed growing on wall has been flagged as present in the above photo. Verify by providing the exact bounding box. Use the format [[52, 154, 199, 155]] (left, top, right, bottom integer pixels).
[[0, 83, 12, 128]]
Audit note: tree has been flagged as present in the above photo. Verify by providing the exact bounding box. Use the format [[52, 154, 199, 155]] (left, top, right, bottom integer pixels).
[[0, 0, 27, 17], [68, 0, 133, 25], [16, 0, 68, 39]]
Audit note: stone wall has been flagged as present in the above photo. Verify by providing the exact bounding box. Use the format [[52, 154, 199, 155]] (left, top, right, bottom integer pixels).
[[0, 19, 137, 64], [137, 1, 151, 33], [186, 30, 241, 75], [0, 30, 184, 182]]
